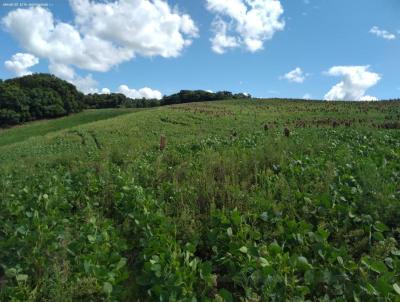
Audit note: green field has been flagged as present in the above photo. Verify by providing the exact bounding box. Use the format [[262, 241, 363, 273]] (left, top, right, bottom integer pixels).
[[0, 108, 138, 147], [0, 99, 400, 301]]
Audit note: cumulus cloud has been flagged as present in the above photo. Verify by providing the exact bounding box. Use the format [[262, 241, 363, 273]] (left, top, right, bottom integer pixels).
[[281, 67, 307, 83], [48, 60, 162, 97], [69, 0, 198, 58], [48, 62, 99, 94], [2, 1, 198, 89], [303, 93, 312, 99], [2, 6, 133, 73], [206, 0, 285, 53], [118, 85, 162, 100], [4, 53, 39, 76], [72, 74, 99, 94], [101, 88, 111, 94], [324, 66, 381, 101], [210, 18, 239, 54], [48, 62, 76, 81], [370, 26, 396, 40]]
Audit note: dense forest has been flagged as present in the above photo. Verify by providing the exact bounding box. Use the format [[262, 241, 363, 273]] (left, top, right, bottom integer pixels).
[[0, 74, 251, 127], [84, 93, 161, 109], [0, 74, 84, 127]]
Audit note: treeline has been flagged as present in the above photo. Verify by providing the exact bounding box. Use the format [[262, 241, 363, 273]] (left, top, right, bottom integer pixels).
[[84, 90, 251, 109], [0, 74, 84, 127], [0, 74, 251, 127], [161, 90, 251, 105], [84, 93, 161, 109]]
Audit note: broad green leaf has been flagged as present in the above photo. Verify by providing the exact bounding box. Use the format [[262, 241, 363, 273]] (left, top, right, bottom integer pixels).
[[115, 257, 127, 270], [373, 222, 389, 232], [218, 289, 233, 302], [103, 282, 113, 295], [260, 212, 268, 222], [231, 210, 241, 226], [6, 268, 17, 277], [369, 260, 387, 274], [391, 250, 400, 256], [87, 235, 96, 243], [393, 283, 400, 296], [297, 256, 312, 270], [16, 274, 28, 282], [269, 242, 281, 255], [259, 257, 270, 267], [362, 257, 387, 274], [361, 283, 378, 296], [239, 246, 248, 254]]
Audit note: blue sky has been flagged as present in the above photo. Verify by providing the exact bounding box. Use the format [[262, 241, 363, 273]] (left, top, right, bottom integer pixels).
[[0, 0, 399, 100]]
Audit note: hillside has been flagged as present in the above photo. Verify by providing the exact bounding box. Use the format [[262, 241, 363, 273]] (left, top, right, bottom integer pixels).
[[0, 99, 400, 301], [0, 73, 251, 129], [0, 108, 139, 147]]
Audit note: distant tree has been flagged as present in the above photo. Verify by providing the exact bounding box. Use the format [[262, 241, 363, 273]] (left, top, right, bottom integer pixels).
[[6, 73, 84, 114], [234, 93, 252, 99], [0, 109, 20, 126], [0, 83, 30, 125], [83, 93, 161, 109], [28, 88, 66, 119], [161, 89, 250, 106]]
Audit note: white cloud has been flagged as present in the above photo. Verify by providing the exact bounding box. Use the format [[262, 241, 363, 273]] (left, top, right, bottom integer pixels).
[[48, 62, 76, 80], [206, 0, 285, 53], [281, 67, 307, 83], [118, 84, 162, 100], [2, 1, 198, 82], [303, 93, 311, 99], [4, 53, 39, 76], [210, 18, 239, 54], [101, 88, 111, 94], [48, 62, 99, 94], [48, 62, 161, 97], [370, 26, 396, 40], [72, 74, 99, 94], [359, 95, 378, 101], [70, 0, 198, 58], [324, 66, 381, 101], [2, 6, 133, 73]]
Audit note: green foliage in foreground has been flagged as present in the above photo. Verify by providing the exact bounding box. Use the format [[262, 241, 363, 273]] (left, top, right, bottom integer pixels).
[[0, 99, 399, 301]]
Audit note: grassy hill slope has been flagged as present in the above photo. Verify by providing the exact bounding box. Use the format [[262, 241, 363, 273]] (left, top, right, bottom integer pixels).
[[0, 108, 138, 147], [0, 99, 400, 301]]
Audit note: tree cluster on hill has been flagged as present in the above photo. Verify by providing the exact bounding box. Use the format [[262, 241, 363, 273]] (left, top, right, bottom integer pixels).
[[0, 74, 84, 127], [84, 93, 160, 109], [161, 90, 251, 105]]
